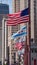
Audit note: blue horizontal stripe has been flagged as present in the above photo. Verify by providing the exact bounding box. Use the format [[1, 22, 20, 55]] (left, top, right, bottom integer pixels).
[[12, 26, 27, 37], [21, 26, 27, 30], [11, 32, 27, 39]]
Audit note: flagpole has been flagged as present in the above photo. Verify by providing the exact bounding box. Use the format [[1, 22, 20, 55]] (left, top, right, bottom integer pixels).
[[2, 18, 5, 65], [28, 0, 31, 65], [4, 20, 7, 65], [24, 24, 28, 65]]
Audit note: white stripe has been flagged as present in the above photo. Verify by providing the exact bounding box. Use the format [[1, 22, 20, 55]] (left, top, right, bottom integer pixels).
[[7, 19, 29, 26], [7, 15, 29, 21], [7, 18, 29, 24]]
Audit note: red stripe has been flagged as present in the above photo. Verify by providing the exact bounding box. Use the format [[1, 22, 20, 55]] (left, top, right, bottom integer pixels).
[[13, 17, 29, 21], [6, 16, 29, 21], [7, 19, 29, 24], [7, 18, 29, 23], [7, 20, 29, 26], [15, 43, 22, 50], [8, 15, 29, 19], [7, 16, 29, 22], [7, 17, 29, 22], [7, 12, 20, 15], [7, 12, 21, 18], [6, 15, 29, 26]]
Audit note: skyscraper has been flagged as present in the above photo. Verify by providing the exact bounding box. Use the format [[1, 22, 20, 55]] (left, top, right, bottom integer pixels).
[[34, 0, 37, 43], [0, 3, 9, 64], [30, 0, 37, 65], [0, 4, 9, 14]]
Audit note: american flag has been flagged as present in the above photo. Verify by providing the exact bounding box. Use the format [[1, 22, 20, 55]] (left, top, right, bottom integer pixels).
[[7, 8, 29, 26]]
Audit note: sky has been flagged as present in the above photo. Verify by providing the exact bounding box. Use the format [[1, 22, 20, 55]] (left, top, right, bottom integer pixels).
[[0, 0, 12, 14]]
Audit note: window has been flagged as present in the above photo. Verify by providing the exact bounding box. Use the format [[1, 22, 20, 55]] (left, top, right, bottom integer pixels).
[[35, 49, 37, 53], [31, 48, 33, 53], [32, 57, 33, 60], [31, 48, 37, 53], [14, 0, 20, 12], [12, 56, 14, 59]]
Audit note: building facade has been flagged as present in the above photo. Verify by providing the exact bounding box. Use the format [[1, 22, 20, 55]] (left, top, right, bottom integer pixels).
[[8, 0, 37, 65], [30, 0, 37, 43], [0, 4, 9, 14], [0, 3, 9, 64], [30, 42, 37, 65], [8, 0, 29, 65], [30, 0, 37, 65]]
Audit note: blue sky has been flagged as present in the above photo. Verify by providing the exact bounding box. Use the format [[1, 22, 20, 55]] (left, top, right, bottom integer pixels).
[[0, 0, 12, 14]]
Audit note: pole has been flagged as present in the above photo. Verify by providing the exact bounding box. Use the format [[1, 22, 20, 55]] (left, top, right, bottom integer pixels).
[[24, 23, 28, 65], [5, 20, 7, 60], [8, 26, 11, 65], [10, 26, 11, 65], [28, 0, 31, 65], [5, 20, 7, 64], [2, 18, 5, 65]]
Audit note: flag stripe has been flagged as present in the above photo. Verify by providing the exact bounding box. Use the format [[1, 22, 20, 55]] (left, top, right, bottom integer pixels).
[[8, 15, 29, 19], [12, 17, 29, 21], [11, 32, 27, 39], [7, 20, 29, 26], [7, 18, 29, 22], [7, 15, 29, 21], [7, 12, 20, 17], [7, 20, 29, 25], [7, 15, 29, 26], [15, 43, 22, 50], [7, 18, 29, 24], [6, 8, 29, 26], [7, 18, 29, 23]]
